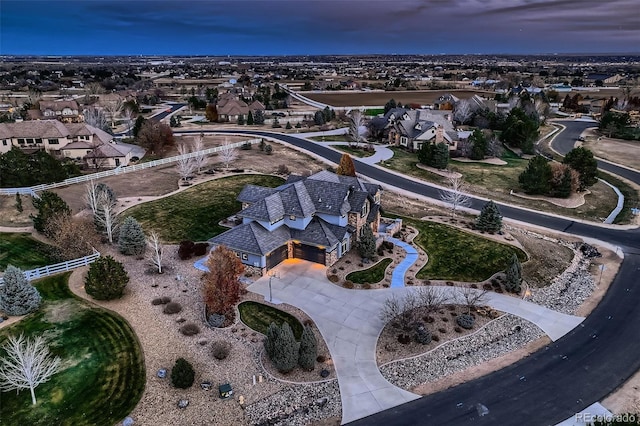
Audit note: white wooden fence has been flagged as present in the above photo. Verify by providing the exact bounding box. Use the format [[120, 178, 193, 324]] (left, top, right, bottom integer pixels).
[[0, 138, 261, 196], [0, 251, 101, 286]]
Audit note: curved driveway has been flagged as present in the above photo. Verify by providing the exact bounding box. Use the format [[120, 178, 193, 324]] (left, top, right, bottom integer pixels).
[[179, 123, 640, 425]]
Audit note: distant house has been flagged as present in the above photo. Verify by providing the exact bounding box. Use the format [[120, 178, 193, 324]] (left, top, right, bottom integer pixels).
[[209, 170, 382, 276], [28, 100, 82, 123], [216, 92, 265, 123], [0, 120, 131, 168], [371, 108, 458, 151]]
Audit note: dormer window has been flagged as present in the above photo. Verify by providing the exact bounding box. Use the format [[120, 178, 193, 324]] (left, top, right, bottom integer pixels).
[[361, 201, 369, 218]]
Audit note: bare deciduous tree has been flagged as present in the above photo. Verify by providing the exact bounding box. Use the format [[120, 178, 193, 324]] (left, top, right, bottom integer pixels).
[[440, 176, 471, 217], [102, 98, 123, 129], [83, 107, 109, 132], [218, 139, 238, 170], [379, 295, 403, 325], [176, 143, 196, 182], [0, 334, 61, 405], [457, 285, 489, 315], [191, 134, 207, 173], [86, 181, 118, 244], [121, 107, 134, 137], [454, 99, 474, 125], [45, 215, 99, 261], [348, 109, 366, 146], [416, 287, 450, 314], [148, 232, 164, 274]]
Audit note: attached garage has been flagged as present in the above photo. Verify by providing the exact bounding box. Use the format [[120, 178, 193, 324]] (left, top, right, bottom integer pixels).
[[293, 243, 326, 265], [266, 245, 289, 270]]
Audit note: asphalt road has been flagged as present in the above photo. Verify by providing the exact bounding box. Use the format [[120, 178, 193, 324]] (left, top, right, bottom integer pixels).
[[178, 125, 640, 425]]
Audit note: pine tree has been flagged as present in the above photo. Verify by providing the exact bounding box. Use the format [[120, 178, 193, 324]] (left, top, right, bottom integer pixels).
[[84, 256, 129, 300], [518, 155, 552, 195], [298, 325, 317, 371], [475, 200, 503, 233], [254, 109, 265, 125], [431, 142, 450, 169], [31, 191, 71, 236], [271, 323, 299, 373], [417, 142, 434, 166], [505, 254, 523, 293], [15, 193, 23, 213], [562, 147, 598, 191], [171, 358, 195, 389], [264, 322, 280, 359], [247, 110, 254, 125], [0, 266, 42, 316], [357, 225, 376, 259], [118, 216, 146, 256], [336, 154, 356, 177], [469, 129, 488, 160]]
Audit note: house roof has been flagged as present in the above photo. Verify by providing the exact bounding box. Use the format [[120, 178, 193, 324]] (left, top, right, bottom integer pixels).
[[84, 142, 131, 159], [0, 120, 71, 139], [218, 99, 249, 116], [210, 221, 291, 256], [39, 100, 79, 112], [239, 192, 285, 223], [290, 217, 348, 248], [237, 184, 279, 204]]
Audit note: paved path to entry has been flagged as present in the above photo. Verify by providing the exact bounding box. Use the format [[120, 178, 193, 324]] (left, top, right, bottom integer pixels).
[[383, 236, 419, 288], [247, 260, 584, 424]]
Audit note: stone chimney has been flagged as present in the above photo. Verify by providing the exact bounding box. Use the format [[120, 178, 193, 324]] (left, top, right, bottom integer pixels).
[[435, 126, 444, 144]]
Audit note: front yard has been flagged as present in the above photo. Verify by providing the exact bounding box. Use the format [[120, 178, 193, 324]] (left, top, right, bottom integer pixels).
[[0, 233, 56, 271]]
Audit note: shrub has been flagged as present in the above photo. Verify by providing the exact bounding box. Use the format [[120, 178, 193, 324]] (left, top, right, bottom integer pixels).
[[161, 296, 171, 304], [298, 325, 317, 371], [193, 242, 209, 256], [316, 355, 326, 363], [456, 314, 475, 329], [178, 240, 195, 260], [277, 164, 290, 175], [212, 341, 231, 360], [270, 323, 299, 373], [432, 335, 440, 342], [208, 313, 226, 328], [438, 328, 446, 334], [171, 358, 195, 389], [454, 326, 462, 333], [84, 256, 129, 300], [414, 323, 432, 345], [118, 216, 147, 256], [180, 323, 201, 336], [163, 302, 182, 314], [265, 144, 273, 155], [343, 280, 354, 289], [328, 275, 339, 283], [151, 298, 163, 305], [397, 334, 411, 344], [483, 283, 493, 290]]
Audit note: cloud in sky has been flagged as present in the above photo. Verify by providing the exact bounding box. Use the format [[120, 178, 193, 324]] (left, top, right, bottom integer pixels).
[[1, 0, 638, 55]]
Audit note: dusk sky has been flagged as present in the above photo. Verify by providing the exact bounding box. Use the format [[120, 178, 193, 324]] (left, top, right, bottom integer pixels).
[[1, 0, 638, 56]]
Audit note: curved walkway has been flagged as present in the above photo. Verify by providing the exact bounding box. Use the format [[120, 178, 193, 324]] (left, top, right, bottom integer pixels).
[[383, 236, 419, 288], [247, 259, 584, 424]]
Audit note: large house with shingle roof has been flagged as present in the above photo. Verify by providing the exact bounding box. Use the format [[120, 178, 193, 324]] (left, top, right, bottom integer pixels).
[[27, 100, 82, 122], [0, 120, 132, 168], [210, 170, 382, 275], [371, 108, 458, 151]]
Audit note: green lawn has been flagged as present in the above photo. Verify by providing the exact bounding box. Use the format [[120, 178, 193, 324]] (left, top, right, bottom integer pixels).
[[333, 144, 375, 158], [402, 218, 527, 282], [381, 148, 620, 223], [0, 233, 56, 272], [126, 174, 284, 242], [0, 273, 145, 426], [238, 301, 304, 340], [365, 108, 385, 117], [346, 258, 393, 284]]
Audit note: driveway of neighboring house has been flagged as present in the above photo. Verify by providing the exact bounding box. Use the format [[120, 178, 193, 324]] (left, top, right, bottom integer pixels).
[[246, 259, 584, 424]]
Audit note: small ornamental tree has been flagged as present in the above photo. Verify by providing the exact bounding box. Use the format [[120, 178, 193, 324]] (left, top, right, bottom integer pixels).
[[562, 147, 598, 191], [336, 153, 356, 177], [202, 245, 245, 315], [264, 322, 281, 360], [357, 225, 376, 260], [505, 253, 523, 293], [31, 191, 71, 236], [84, 256, 129, 300], [475, 200, 503, 233], [0, 265, 42, 316], [271, 323, 299, 374], [171, 358, 195, 389], [298, 325, 317, 371], [118, 216, 146, 256], [518, 155, 552, 195]]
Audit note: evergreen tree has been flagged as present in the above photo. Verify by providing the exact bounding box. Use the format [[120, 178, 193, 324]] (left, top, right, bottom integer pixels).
[[298, 325, 317, 371], [247, 110, 254, 125], [285, 121, 292, 129], [237, 114, 245, 125], [132, 115, 145, 138], [500, 107, 539, 154], [0, 265, 42, 316], [357, 225, 376, 259], [84, 256, 129, 300], [171, 358, 195, 389], [469, 129, 488, 160], [384, 99, 397, 114], [118, 216, 146, 256], [562, 147, 598, 191], [313, 110, 325, 125], [264, 322, 280, 359], [253, 109, 265, 125], [417, 142, 435, 166], [505, 254, 523, 293], [271, 323, 299, 373], [15, 193, 23, 213], [431, 142, 450, 169], [475, 200, 502, 233], [518, 156, 552, 195], [336, 153, 356, 176], [322, 106, 332, 123], [31, 191, 71, 236]]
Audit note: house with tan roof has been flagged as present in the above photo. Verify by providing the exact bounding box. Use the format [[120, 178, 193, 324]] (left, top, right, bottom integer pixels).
[[28, 100, 82, 123], [216, 92, 265, 123], [210, 170, 382, 276]]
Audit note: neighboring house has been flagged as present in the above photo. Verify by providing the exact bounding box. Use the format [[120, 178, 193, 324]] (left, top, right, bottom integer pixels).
[[28, 100, 82, 122], [216, 92, 264, 122], [210, 170, 382, 276], [375, 108, 458, 151], [0, 120, 130, 168]]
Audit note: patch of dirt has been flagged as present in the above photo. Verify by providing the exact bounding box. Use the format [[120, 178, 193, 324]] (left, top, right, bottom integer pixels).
[[0, 194, 37, 227], [512, 230, 576, 288], [510, 188, 589, 208], [376, 304, 498, 365], [580, 129, 640, 172]]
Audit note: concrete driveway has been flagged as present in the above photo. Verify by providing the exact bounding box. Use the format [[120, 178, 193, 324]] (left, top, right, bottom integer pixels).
[[247, 259, 584, 424]]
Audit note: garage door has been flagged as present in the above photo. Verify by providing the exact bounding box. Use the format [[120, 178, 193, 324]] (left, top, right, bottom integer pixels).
[[293, 243, 326, 265], [266, 245, 289, 270]]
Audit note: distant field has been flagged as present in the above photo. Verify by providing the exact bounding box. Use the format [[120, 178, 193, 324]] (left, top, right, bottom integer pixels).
[[304, 89, 496, 107]]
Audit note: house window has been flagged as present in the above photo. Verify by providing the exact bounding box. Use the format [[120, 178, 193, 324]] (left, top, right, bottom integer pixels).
[[400, 136, 408, 146], [26, 138, 35, 144], [361, 201, 369, 218], [49, 138, 59, 145], [17, 138, 25, 144], [241, 253, 248, 260], [2, 140, 6, 146], [35, 138, 42, 144], [341, 239, 348, 254], [115, 158, 120, 166]]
